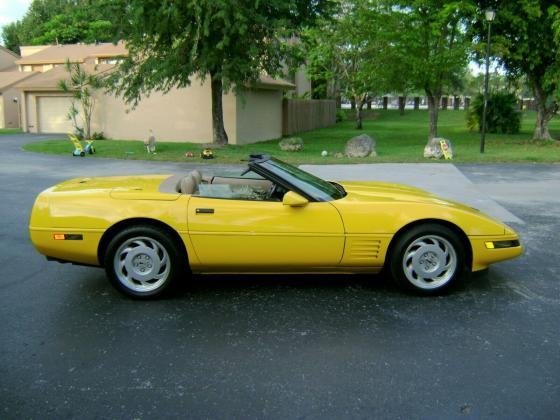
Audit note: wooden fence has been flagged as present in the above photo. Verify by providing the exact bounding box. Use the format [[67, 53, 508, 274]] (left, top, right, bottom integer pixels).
[[282, 99, 336, 136]]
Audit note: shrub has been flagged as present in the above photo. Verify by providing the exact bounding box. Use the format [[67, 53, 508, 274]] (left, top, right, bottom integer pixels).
[[336, 109, 347, 122], [467, 92, 521, 134], [91, 131, 105, 140], [278, 137, 304, 152]]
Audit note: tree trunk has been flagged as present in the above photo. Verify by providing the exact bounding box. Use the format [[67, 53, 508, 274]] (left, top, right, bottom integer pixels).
[[532, 86, 554, 141], [355, 96, 363, 129], [398, 96, 406, 115], [427, 94, 440, 140], [210, 75, 229, 145]]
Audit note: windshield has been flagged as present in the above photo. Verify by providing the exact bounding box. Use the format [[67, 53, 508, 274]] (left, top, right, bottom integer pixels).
[[259, 158, 346, 201]]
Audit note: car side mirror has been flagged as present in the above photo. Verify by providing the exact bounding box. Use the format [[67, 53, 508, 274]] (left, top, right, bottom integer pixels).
[[282, 191, 309, 207]]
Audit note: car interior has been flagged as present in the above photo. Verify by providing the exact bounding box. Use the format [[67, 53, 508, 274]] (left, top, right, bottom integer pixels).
[[160, 169, 287, 201]]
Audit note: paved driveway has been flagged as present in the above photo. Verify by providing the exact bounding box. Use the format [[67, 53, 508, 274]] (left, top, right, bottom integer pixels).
[[1, 134, 559, 418]]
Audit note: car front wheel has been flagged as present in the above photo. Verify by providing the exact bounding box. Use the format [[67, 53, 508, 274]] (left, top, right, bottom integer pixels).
[[104, 226, 181, 298], [389, 224, 467, 295]]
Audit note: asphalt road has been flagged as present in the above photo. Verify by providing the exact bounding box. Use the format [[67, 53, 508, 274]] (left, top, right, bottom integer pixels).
[[1, 134, 559, 419]]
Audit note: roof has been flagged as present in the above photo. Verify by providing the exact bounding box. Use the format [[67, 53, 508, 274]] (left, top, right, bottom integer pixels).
[[14, 41, 293, 90], [0, 45, 20, 60], [16, 63, 294, 92], [0, 71, 39, 91], [15, 64, 115, 91], [252, 74, 295, 91], [15, 42, 127, 65]]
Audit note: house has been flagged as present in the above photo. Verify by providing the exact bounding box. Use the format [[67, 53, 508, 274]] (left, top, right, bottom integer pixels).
[[14, 42, 296, 144], [0, 46, 38, 129]]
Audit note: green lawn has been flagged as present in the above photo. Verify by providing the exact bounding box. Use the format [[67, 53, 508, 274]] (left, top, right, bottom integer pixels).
[[0, 128, 22, 135], [22, 110, 560, 164]]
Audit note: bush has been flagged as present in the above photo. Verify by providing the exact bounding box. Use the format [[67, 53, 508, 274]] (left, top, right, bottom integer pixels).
[[467, 92, 521, 134], [278, 137, 304, 152], [336, 109, 347, 122], [91, 131, 105, 140]]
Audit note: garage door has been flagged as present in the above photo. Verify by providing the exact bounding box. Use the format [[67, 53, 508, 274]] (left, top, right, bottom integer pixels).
[[37, 96, 75, 133]]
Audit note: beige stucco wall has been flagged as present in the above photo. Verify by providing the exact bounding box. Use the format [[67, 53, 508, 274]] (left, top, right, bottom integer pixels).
[[0, 88, 22, 128], [21, 79, 285, 144], [94, 78, 238, 144], [235, 89, 283, 145]]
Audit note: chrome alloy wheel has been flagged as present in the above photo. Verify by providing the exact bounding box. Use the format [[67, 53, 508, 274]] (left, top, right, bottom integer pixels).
[[113, 236, 171, 292], [402, 234, 457, 290]]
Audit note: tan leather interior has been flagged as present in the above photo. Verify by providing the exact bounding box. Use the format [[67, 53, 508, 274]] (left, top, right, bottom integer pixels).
[[165, 169, 273, 198], [179, 174, 198, 194]]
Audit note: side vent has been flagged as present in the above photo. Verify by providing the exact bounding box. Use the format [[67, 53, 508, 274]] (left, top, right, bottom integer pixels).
[[349, 239, 381, 259], [342, 238, 383, 265]]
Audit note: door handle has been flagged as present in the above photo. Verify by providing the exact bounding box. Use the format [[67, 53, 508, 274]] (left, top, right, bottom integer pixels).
[[195, 208, 215, 214]]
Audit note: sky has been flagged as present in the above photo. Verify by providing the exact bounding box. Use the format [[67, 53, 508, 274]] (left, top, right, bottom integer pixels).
[[0, 0, 32, 27]]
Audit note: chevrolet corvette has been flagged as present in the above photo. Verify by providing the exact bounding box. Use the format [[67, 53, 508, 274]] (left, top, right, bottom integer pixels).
[[29, 154, 522, 298]]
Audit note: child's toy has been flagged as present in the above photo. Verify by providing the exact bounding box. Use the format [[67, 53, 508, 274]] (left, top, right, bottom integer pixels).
[[69, 133, 95, 157], [201, 148, 214, 159]]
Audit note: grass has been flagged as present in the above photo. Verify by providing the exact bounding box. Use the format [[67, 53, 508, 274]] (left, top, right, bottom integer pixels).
[[22, 110, 560, 164], [0, 128, 22, 135]]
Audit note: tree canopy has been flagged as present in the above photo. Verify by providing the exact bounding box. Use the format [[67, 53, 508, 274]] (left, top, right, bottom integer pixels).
[[3, 0, 559, 146], [109, 0, 335, 144], [304, 1, 389, 129], [304, 0, 474, 139], [474, 0, 560, 140], [1, 0, 123, 54]]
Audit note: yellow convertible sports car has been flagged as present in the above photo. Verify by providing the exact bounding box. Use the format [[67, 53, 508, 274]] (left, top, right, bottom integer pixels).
[[29, 155, 522, 298]]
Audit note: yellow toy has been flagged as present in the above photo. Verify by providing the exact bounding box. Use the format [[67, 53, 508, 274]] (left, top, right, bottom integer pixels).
[[69, 133, 95, 157]]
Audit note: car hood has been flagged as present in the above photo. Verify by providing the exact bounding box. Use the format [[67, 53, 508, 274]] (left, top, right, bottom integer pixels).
[[50, 175, 181, 201], [339, 181, 477, 211]]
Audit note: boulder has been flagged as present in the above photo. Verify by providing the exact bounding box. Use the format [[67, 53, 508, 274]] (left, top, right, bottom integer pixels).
[[279, 137, 304, 152], [424, 137, 454, 159], [345, 134, 376, 158]]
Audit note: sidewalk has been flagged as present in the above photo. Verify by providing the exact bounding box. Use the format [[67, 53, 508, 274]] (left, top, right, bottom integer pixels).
[[301, 163, 523, 224]]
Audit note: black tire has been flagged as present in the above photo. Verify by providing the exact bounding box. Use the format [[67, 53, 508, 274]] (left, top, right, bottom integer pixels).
[[104, 225, 182, 299], [389, 224, 467, 295], [80, 151, 85, 157]]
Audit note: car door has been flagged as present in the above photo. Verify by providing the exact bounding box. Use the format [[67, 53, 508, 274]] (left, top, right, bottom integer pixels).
[[186, 195, 345, 272]]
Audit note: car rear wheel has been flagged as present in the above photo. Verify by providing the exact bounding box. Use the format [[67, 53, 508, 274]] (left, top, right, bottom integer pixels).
[[389, 224, 466, 295], [104, 226, 181, 298]]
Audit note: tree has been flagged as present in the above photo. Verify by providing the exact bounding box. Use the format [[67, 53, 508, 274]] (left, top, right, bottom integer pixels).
[[32, 11, 114, 45], [1, 22, 23, 55], [59, 61, 103, 140], [109, 1, 334, 145], [304, 1, 386, 129], [1, 0, 73, 51], [1, 0, 123, 53], [391, 0, 475, 140], [474, 1, 560, 140], [377, 10, 417, 116]]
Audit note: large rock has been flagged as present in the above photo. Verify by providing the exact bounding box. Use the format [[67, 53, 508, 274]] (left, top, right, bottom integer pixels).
[[279, 137, 304, 152], [424, 137, 454, 159], [345, 134, 376, 157]]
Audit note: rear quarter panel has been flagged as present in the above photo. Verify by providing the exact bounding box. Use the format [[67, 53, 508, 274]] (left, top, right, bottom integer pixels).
[[29, 189, 193, 266]]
